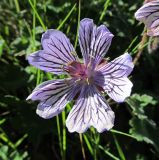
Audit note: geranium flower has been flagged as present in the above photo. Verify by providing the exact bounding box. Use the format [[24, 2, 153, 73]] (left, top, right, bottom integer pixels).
[[135, 0, 159, 36], [27, 18, 134, 133]]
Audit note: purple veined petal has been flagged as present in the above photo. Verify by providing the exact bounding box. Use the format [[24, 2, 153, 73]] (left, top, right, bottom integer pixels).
[[147, 25, 159, 36], [27, 29, 79, 74], [66, 85, 115, 133], [135, 1, 159, 36], [103, 77, 133, 103], [97, 53, 134, 77], [96, 53, 134, 103], [27, 50, 66, 74], [27, 78, 80, 119], [146, 12, 159, 36], [79, 18, 114, 67]]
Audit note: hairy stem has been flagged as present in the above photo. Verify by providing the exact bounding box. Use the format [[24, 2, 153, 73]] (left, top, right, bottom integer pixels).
[[133, 30, 147, 65]]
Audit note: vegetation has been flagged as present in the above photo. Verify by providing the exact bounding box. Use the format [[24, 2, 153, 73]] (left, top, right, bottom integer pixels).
[[0, 0, 159, 159]]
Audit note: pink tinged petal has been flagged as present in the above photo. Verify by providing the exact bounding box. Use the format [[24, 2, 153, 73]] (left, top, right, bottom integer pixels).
[[135, 1, 159, 36], [147, 15, 159, 36], [97, 53, 134, 102], [147, 26, 159, 36], [66, 85, 115, 133], [27, 29, 78, 74], [79, 18, 114, 67], [27, 78, 80, 119]]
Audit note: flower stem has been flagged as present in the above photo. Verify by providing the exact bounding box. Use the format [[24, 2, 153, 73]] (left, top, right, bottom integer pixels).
[[57, 3, 77, 30], [62, 111, 66, 160], [79, 133, 86, 160], [133, 28, 147, 65], [56, 115, 63, 159], [74, 0, 81, 49]]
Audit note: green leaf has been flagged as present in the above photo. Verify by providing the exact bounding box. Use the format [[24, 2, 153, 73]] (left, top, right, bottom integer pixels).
[[126, 94, 157, 119], [0, 145, 8, 160], [127, 94, 159, 153], [129, 117, 159, 153], [0, 39, 5, 57]]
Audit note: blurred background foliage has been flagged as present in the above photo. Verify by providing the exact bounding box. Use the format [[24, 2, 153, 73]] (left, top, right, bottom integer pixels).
[[0, 0, 159, 159]]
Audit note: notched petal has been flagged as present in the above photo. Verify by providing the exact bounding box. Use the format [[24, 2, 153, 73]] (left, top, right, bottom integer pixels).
[[79, 18, 114, 67], [27, 29, 79, 75], [41, 29, 78, 62], [104, 77, 133, 103], [135, 1, 159, 36], [98, 53, 134, 103], [27, 79, 80, 119], [66, 85, 115, 133], [27, 50, 65, 74]]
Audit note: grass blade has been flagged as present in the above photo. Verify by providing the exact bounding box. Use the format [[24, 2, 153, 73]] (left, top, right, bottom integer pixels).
[[57, 4, 76, 30], [113, 134, 126, 160], [28, 0, 46, 31], [74, 0, 81, 49], [99, 0, 111, 22], [83, 135, 93, 155]]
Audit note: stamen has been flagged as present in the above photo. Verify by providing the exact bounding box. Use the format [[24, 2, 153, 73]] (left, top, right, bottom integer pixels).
[[70, 51, 78, 57], [61, 64, 65, 71], [86, 78, 90, 85]]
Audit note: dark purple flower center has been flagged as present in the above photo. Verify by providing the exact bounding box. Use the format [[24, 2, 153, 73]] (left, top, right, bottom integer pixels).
[[64, 60, 107, 87], [64, 61, 94, 84]]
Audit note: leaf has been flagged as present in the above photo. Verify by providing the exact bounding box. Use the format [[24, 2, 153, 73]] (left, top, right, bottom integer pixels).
[[127, 94, 159, 153], [126, 94, 157, 119], [129, 117, 159, 152], [0, 39, 5, 57], [0, 145, 8, 160]]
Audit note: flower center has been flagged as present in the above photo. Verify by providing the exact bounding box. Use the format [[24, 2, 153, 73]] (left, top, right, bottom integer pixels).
[[64, 61, 94, 84]]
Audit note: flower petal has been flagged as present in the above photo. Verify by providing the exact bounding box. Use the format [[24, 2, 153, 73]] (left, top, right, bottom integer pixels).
[[27, 29, 78, 74], [103, 77, 133, 103], [27, 50, 65, 74], [79, 18, 114, 67], [27, 78, 80, 119], [97, 53, 134, 102], [97, 53, 134, 77], [135, 1, 159, 36], [66, 85, 115, 133]]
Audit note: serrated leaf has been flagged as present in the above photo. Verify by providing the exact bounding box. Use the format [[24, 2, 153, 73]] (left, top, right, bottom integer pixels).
[[129, 117, 159, 153], [127, 94, 159, 153], [126, 94, 157, 119]]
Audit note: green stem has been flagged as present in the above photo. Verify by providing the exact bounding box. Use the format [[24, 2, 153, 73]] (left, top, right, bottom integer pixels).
[[113, 134, 126, 160], [62, 111, 66, 160], [56, 116, 63, 159], [99, 0, 111, 22], [92, 129, 99, 160], [90, 137, 120, 160], [74, 0, 81, 49], [110, 129, 137, 139], [98, 145, 120, 160], [28, 0, 47, 31], [83, 134, 93, 155], [79, 134, 86, 160], [32, 0, 36, 51], [14, 0, 20, 13], [57, 4, 77, 30]]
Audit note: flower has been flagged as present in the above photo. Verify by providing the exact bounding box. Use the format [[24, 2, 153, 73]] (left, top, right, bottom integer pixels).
[[27, 18, 134, 133], [135, 0, 159, 36]]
